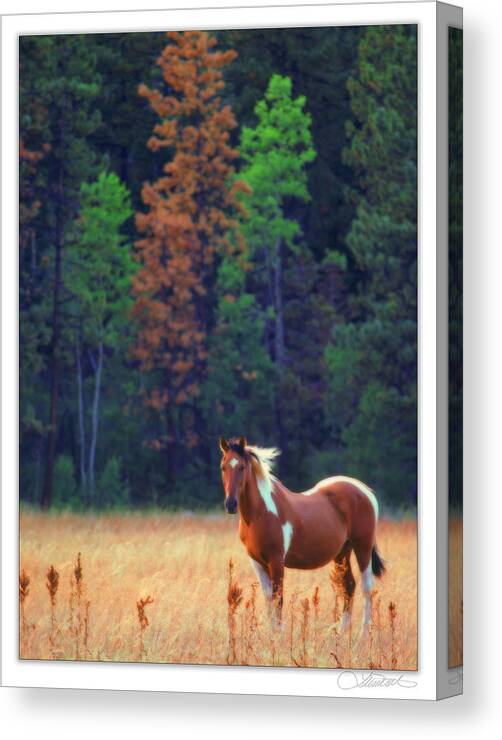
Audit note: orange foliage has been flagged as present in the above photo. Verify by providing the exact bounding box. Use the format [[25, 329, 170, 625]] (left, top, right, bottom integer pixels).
[[133, 31, 248, 431]]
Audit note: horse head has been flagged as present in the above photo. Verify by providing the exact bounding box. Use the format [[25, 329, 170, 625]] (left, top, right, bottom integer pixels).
[[219, 436, 248, 514]]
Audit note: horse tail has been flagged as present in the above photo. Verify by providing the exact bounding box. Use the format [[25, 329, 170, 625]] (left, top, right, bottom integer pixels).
[[371, 545, 386, 578]]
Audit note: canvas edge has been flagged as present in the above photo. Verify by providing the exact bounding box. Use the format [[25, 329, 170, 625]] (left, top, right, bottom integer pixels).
[[435, 0, 463, 701]]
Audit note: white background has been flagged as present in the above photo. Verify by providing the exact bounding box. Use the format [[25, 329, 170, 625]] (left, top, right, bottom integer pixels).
[[1, 0, 500, 735]]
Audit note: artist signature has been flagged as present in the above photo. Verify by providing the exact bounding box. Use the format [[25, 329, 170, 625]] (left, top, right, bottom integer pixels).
[[337, 671, 418, 690]]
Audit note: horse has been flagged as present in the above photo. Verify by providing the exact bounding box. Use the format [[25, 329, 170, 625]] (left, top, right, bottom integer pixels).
[[219, 436, 385, 636]]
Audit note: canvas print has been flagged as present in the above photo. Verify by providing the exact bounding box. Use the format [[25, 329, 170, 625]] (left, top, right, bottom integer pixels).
[[19, 25, 418, 670]]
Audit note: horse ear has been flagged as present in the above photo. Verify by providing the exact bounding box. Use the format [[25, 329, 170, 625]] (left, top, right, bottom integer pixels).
[[238, 436, 247, 449], [219, 436, 229, 453]]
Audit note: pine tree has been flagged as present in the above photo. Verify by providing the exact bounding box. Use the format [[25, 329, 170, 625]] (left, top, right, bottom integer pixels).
[[239, 74, 316, 367], [19, 81, 51, 504], [68, 172, 134, 503], [221, 27, 363, 261], [19, 35, 102, 508], [325, 26, 418, 504], [133, 31, 246, 493], [201, 238, 276, 492], [237, 74, 316, 452]]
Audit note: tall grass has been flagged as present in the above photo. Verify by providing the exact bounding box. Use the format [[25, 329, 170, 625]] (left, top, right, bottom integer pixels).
[[19, 511, 417, 669], [448, 517, 463, 667]]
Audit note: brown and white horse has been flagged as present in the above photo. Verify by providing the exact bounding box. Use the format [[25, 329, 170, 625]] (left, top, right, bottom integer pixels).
[[219, 436, 385, 635]]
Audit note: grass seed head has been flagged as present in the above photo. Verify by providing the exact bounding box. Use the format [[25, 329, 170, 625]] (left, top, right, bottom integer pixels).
[[136, 596, 154, 631], [19, 569, 30, 604], [227, 558, 243, 613], [46, 565, 59, 606], [227, 582, 243, 613], [388, 600, 397, 625], [74, 552, 83, 588]]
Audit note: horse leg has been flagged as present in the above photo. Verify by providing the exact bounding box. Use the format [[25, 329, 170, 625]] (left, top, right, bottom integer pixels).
[[353, 539, 374, 637], [250, 559, 273, 611], [333, 543, 356, 633], [268, 555, 285, 629]]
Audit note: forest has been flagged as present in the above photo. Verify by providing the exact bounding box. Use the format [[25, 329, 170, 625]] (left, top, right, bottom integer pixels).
[[19, 25, 422, 512]]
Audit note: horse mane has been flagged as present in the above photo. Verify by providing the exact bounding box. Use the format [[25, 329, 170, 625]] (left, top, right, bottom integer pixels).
[[245, 445, 281, 483], [226, 438, 281, 483]]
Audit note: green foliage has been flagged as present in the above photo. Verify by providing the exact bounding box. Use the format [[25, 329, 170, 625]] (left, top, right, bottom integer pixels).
[[324, 25, 418, 505], [19, 28, 419, 511], [67, 171, 135, 504], [221, 27, 363, 260], [19, 35, 104, 508], [52, 455, 78, 510], [88, 33, 166, 214], [239, 74, 316, 255], [97, 457, 130, 509], [203, 257, 276, 445], [69, 171, 135, 344], [341, 382, 416, 505], [237, 72, 319, 403]]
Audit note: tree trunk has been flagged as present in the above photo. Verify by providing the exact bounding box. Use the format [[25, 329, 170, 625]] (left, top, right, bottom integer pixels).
[[41, 71, 68, 510], [88, 339, 104, 503], [41, 179, 63, 510], [76, 332, 87, 498]]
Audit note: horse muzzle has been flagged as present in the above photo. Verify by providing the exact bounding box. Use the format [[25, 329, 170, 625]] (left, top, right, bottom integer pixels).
[[225, 497, 238, 514]]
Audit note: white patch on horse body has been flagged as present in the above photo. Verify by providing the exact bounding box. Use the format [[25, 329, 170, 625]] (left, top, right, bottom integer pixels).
[[250, 559, 273, 599], [282, 521, 293, 557], [306, 475, 379, 519], [229, 458, 238, 469], [256, 474, 278, 515]]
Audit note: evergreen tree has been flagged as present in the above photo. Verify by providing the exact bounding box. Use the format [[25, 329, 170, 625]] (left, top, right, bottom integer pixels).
[[89, 32, 166, 212], [238, 74, 316, 451], [17, 26, 420, 511], [68, 171, 134, 503], [201, 237, 276, 494], [19, 75, 51, 503], [19, 35, 102, 507], [133, 31, 246, 496], [325, 26, 418, 505], [222, 27, 363, 261]]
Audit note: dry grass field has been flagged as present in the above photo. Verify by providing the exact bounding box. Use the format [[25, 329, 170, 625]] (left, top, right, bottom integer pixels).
[[448, 517, 463, 668], [19, 511, 417, 670]]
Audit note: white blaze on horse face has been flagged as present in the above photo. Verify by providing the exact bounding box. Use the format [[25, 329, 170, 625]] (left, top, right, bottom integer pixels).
[[250, 559, 273, 599], [257, 473, 278, 516], [282, 521, 293, 557], [229, 458, 239, 469]]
